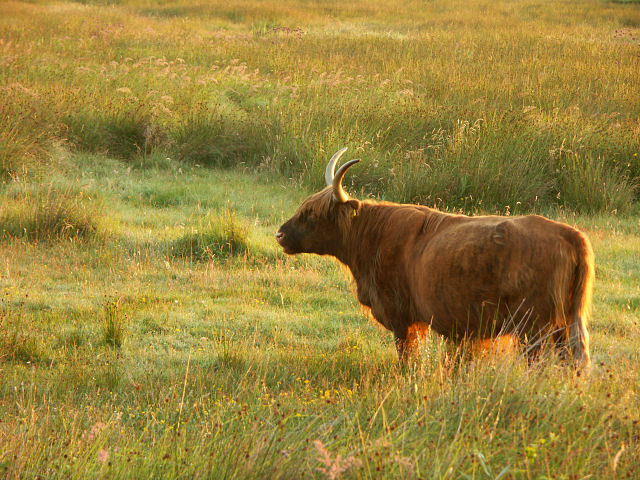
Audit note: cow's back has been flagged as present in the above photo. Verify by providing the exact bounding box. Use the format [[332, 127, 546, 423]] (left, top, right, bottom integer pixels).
[[409, 214, 580, 339]]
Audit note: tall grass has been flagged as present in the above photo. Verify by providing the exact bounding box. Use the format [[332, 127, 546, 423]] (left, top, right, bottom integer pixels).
[[0, 295, 42, 363], [0, 184, 100, 242], [0, 87, 54, 178], [1, 328, 638, 478], [101, 299, 127, 348], [170, 208, 250, 261], [64, 107, 155, 159], [0, 158, 637, 478], [172, 111, 271, 167], [0, 1, 639, 478], [1, 0, 638, 213]]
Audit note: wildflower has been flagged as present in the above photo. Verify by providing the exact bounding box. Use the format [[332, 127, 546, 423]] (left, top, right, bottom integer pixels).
[[314, 440, 362, 479], [97, 449, 110, 464]]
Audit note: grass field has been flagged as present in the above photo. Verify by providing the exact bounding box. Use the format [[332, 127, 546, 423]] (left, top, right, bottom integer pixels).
[[1, 0, 640, 478]]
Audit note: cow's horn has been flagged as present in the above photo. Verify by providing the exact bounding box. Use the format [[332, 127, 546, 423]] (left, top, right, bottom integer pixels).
[[332, 159, 360, 203], [325, 147, 349, 186]]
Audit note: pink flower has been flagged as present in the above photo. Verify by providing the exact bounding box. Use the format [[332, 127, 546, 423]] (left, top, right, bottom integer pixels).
[[97, 449, 110, 464]]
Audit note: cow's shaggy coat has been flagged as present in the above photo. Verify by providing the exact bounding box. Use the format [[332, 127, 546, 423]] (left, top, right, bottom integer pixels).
[[276, 149, 593, 370]]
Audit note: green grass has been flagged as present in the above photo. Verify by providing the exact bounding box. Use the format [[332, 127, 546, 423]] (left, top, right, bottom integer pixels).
[[0, 157, 638, 479], [101, 298, 128, 348], [0, 182, 101, 241], [1, 0, 639, 212], [170, 208, 250, 261], [1, 0, 639, 478]]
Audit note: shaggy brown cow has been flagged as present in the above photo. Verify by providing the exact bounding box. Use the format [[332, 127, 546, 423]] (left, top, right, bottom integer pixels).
[[276, 148, 594, 370]]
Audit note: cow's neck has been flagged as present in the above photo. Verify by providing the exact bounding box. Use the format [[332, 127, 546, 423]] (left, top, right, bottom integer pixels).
[[334, 202, 452, 330], [336, 202, 451, 285], [336, 202, 385, 272], [334, 203, 384, 310]]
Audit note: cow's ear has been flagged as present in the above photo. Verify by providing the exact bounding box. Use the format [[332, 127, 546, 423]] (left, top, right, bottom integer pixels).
[[347, 199, 361, 216]]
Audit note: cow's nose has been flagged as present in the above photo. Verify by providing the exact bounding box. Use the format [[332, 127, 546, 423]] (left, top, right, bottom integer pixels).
[[275, 231, 285, 243]]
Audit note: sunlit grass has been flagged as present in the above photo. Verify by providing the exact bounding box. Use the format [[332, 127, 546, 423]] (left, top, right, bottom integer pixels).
[[0, 183, 101, 241], [0, 0, 639, 478], [0, 156, 638, 478], [1, 0, 638, 212], [170, 208, 250, 261]]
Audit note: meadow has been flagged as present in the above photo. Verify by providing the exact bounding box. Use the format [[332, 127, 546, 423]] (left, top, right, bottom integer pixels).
[[1, 0, 639, 478]]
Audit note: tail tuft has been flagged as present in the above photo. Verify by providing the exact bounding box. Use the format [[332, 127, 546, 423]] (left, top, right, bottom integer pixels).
[[568, 231, 594, 372]]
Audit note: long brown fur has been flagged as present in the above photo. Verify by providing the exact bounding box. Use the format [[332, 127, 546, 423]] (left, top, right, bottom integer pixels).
[[277, 185, 594, 370]]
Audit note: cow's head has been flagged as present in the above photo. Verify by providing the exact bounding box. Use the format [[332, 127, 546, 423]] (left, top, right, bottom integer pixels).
[[276, 147, 360, 256]]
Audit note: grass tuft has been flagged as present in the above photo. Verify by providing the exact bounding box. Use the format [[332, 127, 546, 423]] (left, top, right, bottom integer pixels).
[[170, 208, 250, 261], [0, 89, 53, 178], [172, 111, 272, 168], [101, 299, 127, 348], [0, 297, 42, 363], [0, 185, 100, 242], [557, 153, 637, 214], [64, 106, 160, 160]]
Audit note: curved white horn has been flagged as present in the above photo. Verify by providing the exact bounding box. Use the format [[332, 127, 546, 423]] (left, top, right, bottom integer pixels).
[[324, 147, 348, 186], [332, 159, 360, 203]]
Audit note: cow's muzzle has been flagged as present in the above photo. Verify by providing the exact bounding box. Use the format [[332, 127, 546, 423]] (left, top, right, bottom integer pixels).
[[275, 230, 285, 245]]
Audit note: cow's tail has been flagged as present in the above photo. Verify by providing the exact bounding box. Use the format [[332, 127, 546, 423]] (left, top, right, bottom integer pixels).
[[568, 231, 594, 373]]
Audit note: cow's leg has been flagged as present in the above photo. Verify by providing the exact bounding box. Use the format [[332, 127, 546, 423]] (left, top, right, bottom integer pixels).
[[472, 334, 519, 359], [537, 324, 591, 372], [394, 330, 409, 363], [568, 319, 591, 374], [394, 323, 430, 363]]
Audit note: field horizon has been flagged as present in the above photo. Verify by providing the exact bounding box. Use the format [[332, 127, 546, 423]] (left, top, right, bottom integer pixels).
[[1, 0, 639, 478]]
